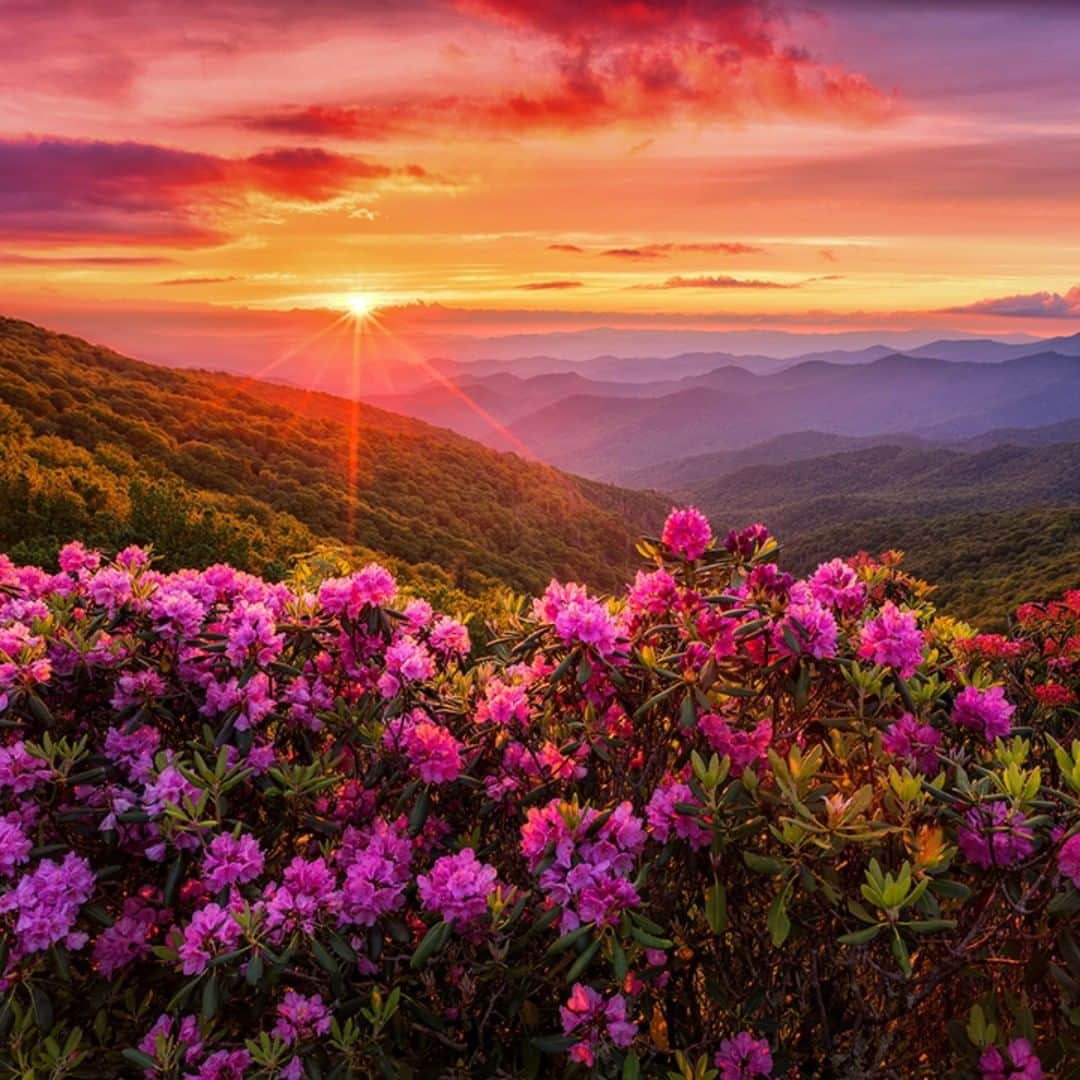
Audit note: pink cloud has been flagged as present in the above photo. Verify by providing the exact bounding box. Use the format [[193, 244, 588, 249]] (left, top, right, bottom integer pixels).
[[0, 137, 440, 247], [944, 286, 1080, 318]]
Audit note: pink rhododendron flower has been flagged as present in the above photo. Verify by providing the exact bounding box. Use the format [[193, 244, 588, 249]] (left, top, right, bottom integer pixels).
[[699, 715, 772, 771], [952, 685, 1015, 742], [202, 832, 265, 892], [646, 777, 711, 848], [560, 983, 637, 1066], [809, 558, 867, 616], [979, 1038, 1043, 1080], [417, 848, 499, 928], [318, 564, 396, 616], [0, 852, 94, 956], [715, 1031, 773, 1078], [273, 991, 332, 1044], [177, 902, 243, 975], [773, 582, 837, 660], [724, 523, 772, 560], [662, 507, 712, 560], [338, 819, 412, 926], [0, 818, 32, 878], [627, 567, 679, 616], [958, 803, 1035, 870], [0, 740, 52, 793], [881, 713, 942, 775], [858, 602, 924, 677], [1058, 833, 1080, 888]]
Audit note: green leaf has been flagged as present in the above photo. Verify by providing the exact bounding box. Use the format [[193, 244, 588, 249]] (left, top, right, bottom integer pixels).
[[202, 974, 220, 1020], [565, 938, 602, 983], [767, 887, 791, 948], [744, 852, 785, 876], [838, 925, 882, 946], [544, 923, 593, 958], [410, 920, 450, 970], [622, 1051, 642, 1080], [705, 882, 727, 935], [122, 1049, 159, 1071]]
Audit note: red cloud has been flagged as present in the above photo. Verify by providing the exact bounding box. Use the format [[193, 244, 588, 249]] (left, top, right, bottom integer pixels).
[[548, 242, 585, 252], [0, 137, 438, 247], [944, 286, 1080, 318]]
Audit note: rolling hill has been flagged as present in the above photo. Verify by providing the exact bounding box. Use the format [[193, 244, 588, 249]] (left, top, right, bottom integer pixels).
[[501, 351, 1080, 480], [0, 316, 665, 595], [661, 440, 1080, 627]]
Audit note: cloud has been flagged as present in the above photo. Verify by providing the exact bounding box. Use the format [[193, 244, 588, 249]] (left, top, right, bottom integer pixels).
[[515, 279, 584, 290], [547, 240, 763, 259], [156, 276, 240, 286], [0, 252, 174, 265], [228, 1, 895, 142], [456, 0, 895, 131], [943, 286, 1080, 318], [0, 137, 441, 247], [639, 274, 798, 289]]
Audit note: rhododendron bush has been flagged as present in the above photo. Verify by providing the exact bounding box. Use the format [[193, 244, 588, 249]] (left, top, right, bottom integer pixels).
[[0, 515, 1078, 1078]]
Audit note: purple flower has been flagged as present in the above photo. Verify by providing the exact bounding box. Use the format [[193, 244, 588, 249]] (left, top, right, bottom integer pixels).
[[417, 848, 499, 928], [177, 902, 243, 975], [773, 582, 837, 661], [560, 983, 638, 1066], [715, 1031, 773, 1079], [724, 523, 772, 560], [809, 558, 866, 616], [858, 602, 924, 677], [318, 563, 396, 617], [0, 852, 94, 957], [0, 818, 32, 878], [338, 819, 412, 927], [646, 777, 711, 849], [202, 832, 265, 892], [272, 991, 332, 1044], [662, 507, 712, 560], [1059, 833, 1080, 888], [958, 803, 1035, 870], [979, 1038, 1043, 1079], [0, 740, 52, 794], [699, 715, 772, 771], [881, 713, 942, 774], [952, 685, 1015, 742]]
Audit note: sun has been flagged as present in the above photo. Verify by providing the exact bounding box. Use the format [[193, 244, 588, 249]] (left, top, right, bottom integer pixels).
[[345, 293, 378, 319]]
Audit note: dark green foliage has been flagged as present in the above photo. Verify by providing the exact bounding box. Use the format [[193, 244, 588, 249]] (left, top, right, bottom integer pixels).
[[686, 443, 1080, 627]]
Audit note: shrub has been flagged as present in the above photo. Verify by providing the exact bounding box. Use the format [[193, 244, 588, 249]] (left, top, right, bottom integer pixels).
[[0, 516, 1077, 1078]]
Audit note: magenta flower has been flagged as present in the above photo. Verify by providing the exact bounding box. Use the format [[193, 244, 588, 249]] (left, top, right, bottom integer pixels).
[[177, 902, 243, 975], [272, 991, 332, 1044], [318, 563, 396, 617], [724, 523, 771, 560], [560, 983, 638, 1066], [979, 1038, 1043, 1079], [0, 852, 95, 957], [881, 713, 942, 774], [646, 777, 711, 849], [627, 568, 679, 616], [958, 803, 1035, 870], [202, 832, 265, 892], [715, 1031, 773, 1079], [476, 677, 531, 727], [858, 602, 924, 677], [92, 896, 159, 978], [417, 848, 499, 929], [662, 507, 712, 560], [772, 582, 837, 660], [699, 715, 772, 771], [338, 819, 412, 927], [1059, 833, 1080, 888], [0, 818, 32, 878], [809, 558, 867, 616], [0, 739, 52, 794], [952, 685, 1015, 742]]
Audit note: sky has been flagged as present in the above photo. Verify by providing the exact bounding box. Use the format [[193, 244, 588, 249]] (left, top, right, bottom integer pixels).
[[4, 0, 1080, 370]]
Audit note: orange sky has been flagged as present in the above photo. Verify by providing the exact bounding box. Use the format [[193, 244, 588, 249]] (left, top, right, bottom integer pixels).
[[3, 0, 1080, 348]]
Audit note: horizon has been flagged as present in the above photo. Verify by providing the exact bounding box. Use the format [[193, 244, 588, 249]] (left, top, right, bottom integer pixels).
[[4, 0, 1080, 375]]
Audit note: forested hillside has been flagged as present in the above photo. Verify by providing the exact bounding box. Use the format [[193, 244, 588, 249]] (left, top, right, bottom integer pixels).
[[677, 443, 1080, 626], [0, 317, 664, 594]]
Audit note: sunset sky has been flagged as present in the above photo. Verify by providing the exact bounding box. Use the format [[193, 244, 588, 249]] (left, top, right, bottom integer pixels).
[[4, 0, 1080, 365]]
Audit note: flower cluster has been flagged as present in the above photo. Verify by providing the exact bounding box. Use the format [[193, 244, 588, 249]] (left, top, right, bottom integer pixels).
[[0, 514, 1076, 1077]]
